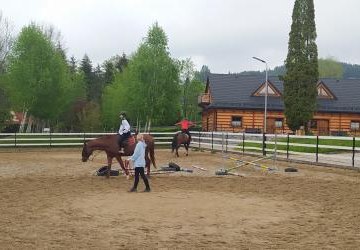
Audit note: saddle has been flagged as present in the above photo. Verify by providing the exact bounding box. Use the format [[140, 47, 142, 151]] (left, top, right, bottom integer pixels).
[[122, 135, 136, 147]]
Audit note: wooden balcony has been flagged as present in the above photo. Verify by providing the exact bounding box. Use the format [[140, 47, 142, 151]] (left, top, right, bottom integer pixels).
[[198, 93, 210, 106]]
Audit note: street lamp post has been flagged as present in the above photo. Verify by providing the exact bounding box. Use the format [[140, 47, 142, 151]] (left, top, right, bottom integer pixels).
[[252, 56, 268, 134]]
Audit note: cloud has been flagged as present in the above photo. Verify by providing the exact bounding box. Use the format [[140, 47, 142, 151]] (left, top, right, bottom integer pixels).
[[1, 0, 359, 72]]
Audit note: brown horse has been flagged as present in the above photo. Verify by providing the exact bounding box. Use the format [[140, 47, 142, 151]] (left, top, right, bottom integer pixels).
[[82, 134, 156, 178], [171, 132, 191, 157]]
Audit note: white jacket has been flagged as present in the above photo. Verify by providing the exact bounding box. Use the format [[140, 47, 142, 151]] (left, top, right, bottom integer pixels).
[[118, 119, 130, 135]]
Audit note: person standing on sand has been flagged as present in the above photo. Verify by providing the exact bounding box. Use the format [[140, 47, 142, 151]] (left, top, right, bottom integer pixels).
[[126, 133, 151, 192]]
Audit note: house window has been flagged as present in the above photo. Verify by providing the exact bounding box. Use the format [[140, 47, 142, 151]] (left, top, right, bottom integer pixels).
[[231, 116, 242, 127], [310, 120, 317, 129], [350, 121, 360, 130], [275, 118, 283, 128]]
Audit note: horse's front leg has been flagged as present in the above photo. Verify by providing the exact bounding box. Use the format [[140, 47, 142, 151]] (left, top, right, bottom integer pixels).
[[185, 144, 189, 156], [176, 147, 179, 157], [106, 155, 112, 178], [115, 155, 130, 179]]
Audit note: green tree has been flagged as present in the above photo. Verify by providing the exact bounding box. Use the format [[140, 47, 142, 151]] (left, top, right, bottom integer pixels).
[[283, 0, 318, 132], [101, 71, 129, 131], [57, 56, 86, 132], [93, 64, 105, 102], [101, 23, 181, 129], [103, 53, 129, 86], [183, 78, 203, 122], [80, 55, 105, 103], [69, 56, 77, 74], [178, 58, 203, 121], [342, 63, 360, 78], [0, 12, 13, 74], [0, 77, 11, 131], [115, 53, 128, 73], [78, 101, 102, 132], [179, 58, 194, 118], [79, 54, 94, 101], [194, 65, 210, 82], [318, 57, 343, 78], [6, 24, 77, 131], [126, 22, 181, 126], [103, 60, 115, 85], [0, 13, 13, 130]]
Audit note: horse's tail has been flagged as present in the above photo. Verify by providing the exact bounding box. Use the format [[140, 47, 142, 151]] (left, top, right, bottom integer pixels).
[[149, 142, 156, 168]]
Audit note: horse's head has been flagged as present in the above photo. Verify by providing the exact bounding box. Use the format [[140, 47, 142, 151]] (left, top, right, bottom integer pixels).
[[82, 142, 92, 162], [171, 133, 178, 152]]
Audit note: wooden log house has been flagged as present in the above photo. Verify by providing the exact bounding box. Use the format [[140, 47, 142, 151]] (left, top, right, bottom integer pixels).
[[198, 74, 360, 135]]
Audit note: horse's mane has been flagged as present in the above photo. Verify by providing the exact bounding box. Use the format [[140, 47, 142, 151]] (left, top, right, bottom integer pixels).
[[102, 134, 116, 139], [171, 133, 179, 149], [85, 134, 117, 148]]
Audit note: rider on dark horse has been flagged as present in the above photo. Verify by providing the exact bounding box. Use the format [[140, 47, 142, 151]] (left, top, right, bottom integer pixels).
[[175, 117, 195, 141], [118, 112, 131, 151]]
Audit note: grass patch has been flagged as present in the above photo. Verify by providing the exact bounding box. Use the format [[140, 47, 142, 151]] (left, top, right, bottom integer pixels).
[[236, 137, 359, 154]]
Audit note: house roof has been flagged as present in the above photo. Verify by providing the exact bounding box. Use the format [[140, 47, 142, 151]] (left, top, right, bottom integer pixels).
[[206, 73, 360, 113]]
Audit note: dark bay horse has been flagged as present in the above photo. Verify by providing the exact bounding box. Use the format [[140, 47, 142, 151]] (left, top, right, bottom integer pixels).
[[171, 132, 191, 157], [82, 134, 156, 178]]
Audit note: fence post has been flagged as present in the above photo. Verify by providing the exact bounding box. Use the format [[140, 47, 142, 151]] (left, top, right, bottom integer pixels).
[[83, 132, 86, 144], [352, 137, 355, 167], [262, 133, 266, 156], [15, 132, 17, 148], [316, 136, 319, 163], [198, 131, 201, 149], [286, 134, 290, 159], [242, 132, 245, 154], [226, 132, 228, 153], [211, 131, 214, 151], [49, 131, 52, 148]]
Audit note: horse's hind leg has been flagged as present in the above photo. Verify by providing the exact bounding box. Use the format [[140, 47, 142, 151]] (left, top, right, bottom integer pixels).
[[176, 147, 179, 157], [185, 144, 189, 156]]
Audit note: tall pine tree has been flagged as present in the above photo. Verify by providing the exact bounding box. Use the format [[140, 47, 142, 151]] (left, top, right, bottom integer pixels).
[[283, 0, 318, 132], [80, 54, 94, 101]]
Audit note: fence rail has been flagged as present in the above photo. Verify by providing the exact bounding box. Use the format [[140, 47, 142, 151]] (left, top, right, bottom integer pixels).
[[0, 131, 359, 168]]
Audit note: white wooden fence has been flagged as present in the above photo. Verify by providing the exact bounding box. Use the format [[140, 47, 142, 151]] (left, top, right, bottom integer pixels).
[[0, 131, 359, 168]]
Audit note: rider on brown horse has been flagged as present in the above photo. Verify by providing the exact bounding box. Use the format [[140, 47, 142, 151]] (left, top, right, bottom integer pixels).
[[175, 117, 195, 141], [118, 112, 131, 150]]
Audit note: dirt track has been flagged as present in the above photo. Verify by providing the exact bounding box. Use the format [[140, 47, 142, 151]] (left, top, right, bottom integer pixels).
[[0, 148, 359, 249]]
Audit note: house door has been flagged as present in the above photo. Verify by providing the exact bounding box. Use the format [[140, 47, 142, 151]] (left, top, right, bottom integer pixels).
[[266, 118, 276, 134], [317, 120, 329, 135]]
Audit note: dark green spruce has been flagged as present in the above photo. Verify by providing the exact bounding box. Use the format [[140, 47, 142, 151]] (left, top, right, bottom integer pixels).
[[283, 0, 319, 132]]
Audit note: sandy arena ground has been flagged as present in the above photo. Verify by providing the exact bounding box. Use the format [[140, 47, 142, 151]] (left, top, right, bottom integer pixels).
[[0, 147, 359, 249]]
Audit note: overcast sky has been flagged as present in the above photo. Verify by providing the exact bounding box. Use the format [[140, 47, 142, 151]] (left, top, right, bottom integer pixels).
[[1, 0, 359, 73]]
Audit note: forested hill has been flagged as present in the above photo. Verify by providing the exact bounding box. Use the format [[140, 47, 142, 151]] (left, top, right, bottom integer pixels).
[[238, 62, 360, 79], [341, 63, 360, 78]]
